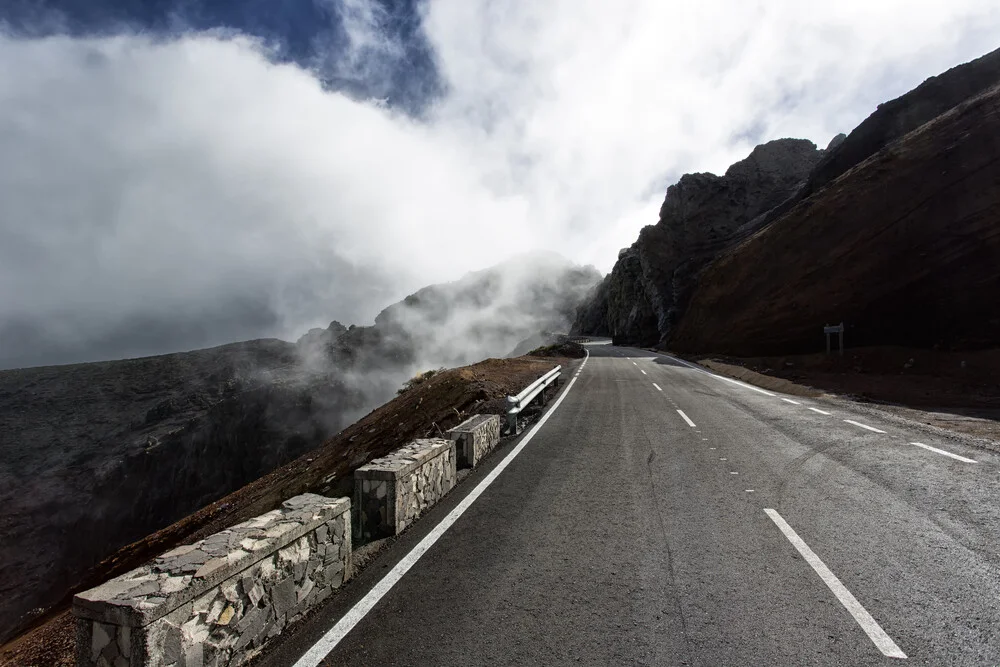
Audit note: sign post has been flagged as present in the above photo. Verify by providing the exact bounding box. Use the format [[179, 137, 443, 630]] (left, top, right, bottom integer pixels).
[[824, 322, 845, 355]]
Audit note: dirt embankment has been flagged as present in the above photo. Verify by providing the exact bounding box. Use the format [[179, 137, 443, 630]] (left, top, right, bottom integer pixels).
[[692, 346, 1000, 441], [0, 355, 572, 667]]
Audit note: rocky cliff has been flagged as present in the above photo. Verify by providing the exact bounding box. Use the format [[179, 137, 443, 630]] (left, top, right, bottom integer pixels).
[[670, 81, 1000, 355], [575, 46, 1000, 354], [574, 139, 823, 344], [0, 252, 599, 642]]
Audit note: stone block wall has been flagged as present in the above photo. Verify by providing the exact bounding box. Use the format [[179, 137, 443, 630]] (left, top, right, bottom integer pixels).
[[446, 414, 501, 468], [355, 438, 456, 541], [73, 494, 351, 667]]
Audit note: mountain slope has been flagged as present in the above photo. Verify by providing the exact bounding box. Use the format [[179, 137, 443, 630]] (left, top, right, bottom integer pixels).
[[669, 82, 1000, 355], [0, 252, 599, 642]]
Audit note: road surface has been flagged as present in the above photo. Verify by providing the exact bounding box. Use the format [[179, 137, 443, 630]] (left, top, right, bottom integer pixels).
[[262, 344, 1000, 666]]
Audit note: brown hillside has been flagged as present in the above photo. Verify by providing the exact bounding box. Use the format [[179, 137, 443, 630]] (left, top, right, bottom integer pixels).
[[670, 84, 1000, 355]]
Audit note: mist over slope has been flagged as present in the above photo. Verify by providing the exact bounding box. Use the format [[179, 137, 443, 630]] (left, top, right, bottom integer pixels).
[[0, 252, 598, 642], [574, 46, 1000, 355]]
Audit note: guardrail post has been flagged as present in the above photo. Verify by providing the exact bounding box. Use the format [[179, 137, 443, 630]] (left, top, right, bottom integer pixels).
[[506, 396, 519, 436]]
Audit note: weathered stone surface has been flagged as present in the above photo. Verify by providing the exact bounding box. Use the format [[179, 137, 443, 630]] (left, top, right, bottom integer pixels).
[[447, 414, 501, 468], [573, 139, 822, 346], [355, 439, 457, 541], [73, 494, 351, 667]]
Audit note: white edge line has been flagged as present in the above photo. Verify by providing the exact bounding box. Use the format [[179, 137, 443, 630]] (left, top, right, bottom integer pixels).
[[652, 383, 662, 392], [676, 409, 696, 428], [808, 407, 832, 416], [843, 419, 887, 434], [764, 509, 907, 659], [911, 442, 976, 464], [293, 350, 589, 666], [781, 398, 802, 405], [657, 352, 776, 396]]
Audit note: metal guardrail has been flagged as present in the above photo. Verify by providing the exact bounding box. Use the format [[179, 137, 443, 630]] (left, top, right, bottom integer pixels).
[[505, 365, 561, 434]]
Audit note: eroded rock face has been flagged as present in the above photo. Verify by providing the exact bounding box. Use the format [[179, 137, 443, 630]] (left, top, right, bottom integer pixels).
[[575, 139, 822, 345], [669, 82, 1000, 355]]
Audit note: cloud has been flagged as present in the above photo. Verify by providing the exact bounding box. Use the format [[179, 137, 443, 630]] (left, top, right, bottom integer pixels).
[[1, 1, 999, 367]]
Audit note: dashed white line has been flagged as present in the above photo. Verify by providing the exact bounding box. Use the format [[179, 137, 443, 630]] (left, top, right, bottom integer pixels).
[[652, 383, 663, 392], [911, 442, 977, 464], [808, 407, 832, 416], [676, 409, 696, 428], [640, 369, 647, 375], [632, 361, 638, 366], [843, 419, 887, 434], [765, 509, 906, 659], [292, 352, 588, 665], [781, 398, 802, 405]]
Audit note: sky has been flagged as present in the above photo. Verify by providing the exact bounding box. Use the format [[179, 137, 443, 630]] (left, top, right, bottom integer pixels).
[[1, 0, 999, 368]]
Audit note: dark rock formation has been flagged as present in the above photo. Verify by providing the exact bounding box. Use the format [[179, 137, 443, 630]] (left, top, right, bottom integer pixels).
[[669, 82, 1000, 355], [574, 139, 823, 344]]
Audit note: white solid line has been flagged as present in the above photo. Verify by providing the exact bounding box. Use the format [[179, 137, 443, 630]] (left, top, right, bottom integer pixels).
[[764, 509, 907, 659], [652, 383, 663, 392], [293, 351, 589, 667], [677, 409, 696, 428], [808, 407, 832, 416], [781, 398, 801, 405], [843, 419, 887, 434], [659, 353, 776, 396], [911, 442, 977, 464]]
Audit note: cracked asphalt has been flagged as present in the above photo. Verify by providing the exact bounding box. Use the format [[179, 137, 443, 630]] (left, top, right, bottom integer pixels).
[[261, 343, 1000, 666]]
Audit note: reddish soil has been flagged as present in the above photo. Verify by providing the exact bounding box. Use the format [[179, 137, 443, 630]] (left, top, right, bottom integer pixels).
[[694, 346, 1000, 441], [0, 355, 571, 667]]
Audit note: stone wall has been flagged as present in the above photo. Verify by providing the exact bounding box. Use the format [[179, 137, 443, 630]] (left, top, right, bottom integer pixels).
[[73, 494, 351, 667], [447, 414, 501, 468], [355, 439, 456, 541]]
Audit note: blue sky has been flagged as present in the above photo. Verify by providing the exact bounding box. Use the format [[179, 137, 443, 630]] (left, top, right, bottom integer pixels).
[[1, 0, 999, 367], [0, 0, 441, 112]]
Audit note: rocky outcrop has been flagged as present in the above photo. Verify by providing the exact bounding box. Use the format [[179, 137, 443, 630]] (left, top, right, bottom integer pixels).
[[669, 82, 1000, 355], [574, 139, 823, 344]]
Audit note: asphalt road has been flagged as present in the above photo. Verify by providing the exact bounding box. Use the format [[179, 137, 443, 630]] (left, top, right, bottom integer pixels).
[[262, 344, 1000, 666]]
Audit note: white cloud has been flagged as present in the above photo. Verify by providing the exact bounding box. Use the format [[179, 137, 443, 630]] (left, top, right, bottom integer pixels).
[[1, 1, 998, 365]]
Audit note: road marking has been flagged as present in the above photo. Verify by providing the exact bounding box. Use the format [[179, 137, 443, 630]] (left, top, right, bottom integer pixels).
[[640, 369, 647, 375], [632, 361, 638, 366], [911, 442, 977, 463], [652, 383, 663, 392], [292, 351, 588, 666], [676, 409, 696, 428], [764, 509, 907, 659], [730, 471, 738, 475], [745, 489, 755, 493], [808, 407, 832, 416], [720, 458, 727, 461], [844, 419, 887, 434], [656, 353, 776, 396], [781, 398, 802, 405]]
